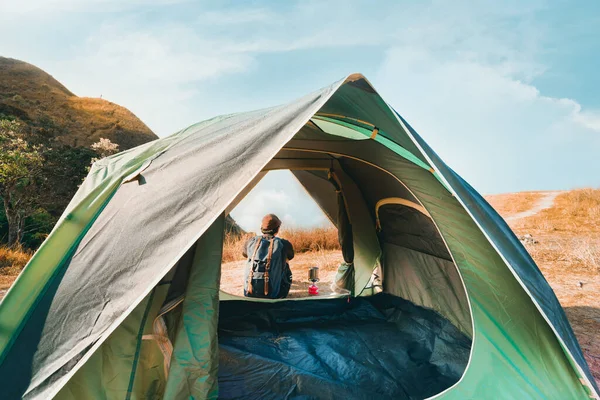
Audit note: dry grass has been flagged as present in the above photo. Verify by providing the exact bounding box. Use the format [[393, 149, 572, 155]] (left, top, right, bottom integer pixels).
[[0, 56, 157, 150], [524, 235, 600, 386], [0, 245, 32, 290], [221, 227, 340, 263], [485, 191, 545, 215], [222, 232, 255, 263], [279, 227, 340, 253], [516, 188, 600, 233], [524, 236, 600, 274]]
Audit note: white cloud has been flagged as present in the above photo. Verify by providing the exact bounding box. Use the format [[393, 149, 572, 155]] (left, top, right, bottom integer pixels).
[[47, 22, 256, 135], [0, 0, 186, 14], [376, 46, 600, 193], [570, 107, 600, 132], [1, 0, 598, 194], [230, 171, 330, 230], [27, 2, 387, 134], [356, 1, 600, 193], [79, 25, 254, 84], [232, 189, 291, 233]]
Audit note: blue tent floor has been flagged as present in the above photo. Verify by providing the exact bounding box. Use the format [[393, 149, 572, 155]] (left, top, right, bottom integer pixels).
[[218, 294, 471, 400]]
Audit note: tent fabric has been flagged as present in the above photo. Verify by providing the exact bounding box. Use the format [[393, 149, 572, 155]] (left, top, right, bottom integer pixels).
[[163, 215, 223, 399], [378, 202, 451, 260], [56, 217, 224, 400], [0, 83, 347, 399], [291, 169, 338, 225], [329, 172, 354, 266], [218, 294, 472, 400], [53, 285, 171, 400], [329, 171, 356, 294], [0, 73, 596, 399], [326, 160, 380, 295], [395, 114, 599, 396], [285, 137, 596, 397], [382, 243, 471, 336], [291, 161, 380, 295]]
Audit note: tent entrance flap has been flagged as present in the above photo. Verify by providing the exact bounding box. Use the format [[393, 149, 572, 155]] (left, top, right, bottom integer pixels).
[[217, 293, 472, 400]]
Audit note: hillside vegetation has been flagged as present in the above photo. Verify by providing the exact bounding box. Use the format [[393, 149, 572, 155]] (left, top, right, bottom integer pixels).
[[0, 57, 157, 149], [0, 57, 159, 249]]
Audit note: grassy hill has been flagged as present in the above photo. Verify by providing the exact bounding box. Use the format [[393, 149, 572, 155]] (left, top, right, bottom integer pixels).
[[0, 57, 157, 149], [225, 215, 245, 237], [0, 57, 162, 248]]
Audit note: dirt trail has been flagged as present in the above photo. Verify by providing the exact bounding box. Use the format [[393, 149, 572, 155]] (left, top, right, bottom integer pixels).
[[504, 191, 561, 222]]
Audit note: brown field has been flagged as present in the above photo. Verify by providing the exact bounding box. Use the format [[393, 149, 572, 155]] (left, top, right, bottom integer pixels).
[[0, 245, 32, 291], [222, 226, 340, 263], [513, 188, 600, 234], [485, 191, 545, 216], [487, 188, 600, 385], [1, 189, 598, 386]]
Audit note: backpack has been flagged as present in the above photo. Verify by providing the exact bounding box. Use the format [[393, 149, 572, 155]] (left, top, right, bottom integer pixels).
[[244, 236, 292, 299]]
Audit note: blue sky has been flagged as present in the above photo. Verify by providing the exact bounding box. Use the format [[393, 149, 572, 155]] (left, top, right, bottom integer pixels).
[[1, 0, 599, 230]]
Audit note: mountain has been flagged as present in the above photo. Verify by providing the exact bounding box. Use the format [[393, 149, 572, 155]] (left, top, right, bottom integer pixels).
[[0, 57, 157, 149], [0, 56, 248, 248], [225, 215, 245, 237]]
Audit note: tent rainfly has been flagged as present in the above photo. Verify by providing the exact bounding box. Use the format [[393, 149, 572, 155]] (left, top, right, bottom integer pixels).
[[0, 74, 597, 400]]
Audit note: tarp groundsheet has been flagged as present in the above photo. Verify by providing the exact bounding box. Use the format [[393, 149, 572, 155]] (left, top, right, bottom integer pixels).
[[218, 293, 472, 400]]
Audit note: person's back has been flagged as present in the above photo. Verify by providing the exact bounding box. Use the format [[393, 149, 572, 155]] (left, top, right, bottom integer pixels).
[[242, 214, 294, 299]]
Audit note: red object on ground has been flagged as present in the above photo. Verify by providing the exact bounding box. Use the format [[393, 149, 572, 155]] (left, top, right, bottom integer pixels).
[[308, 283, 319, 295]]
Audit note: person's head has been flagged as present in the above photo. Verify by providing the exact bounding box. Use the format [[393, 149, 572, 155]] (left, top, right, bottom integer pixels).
[[261, 214, 281, 235]]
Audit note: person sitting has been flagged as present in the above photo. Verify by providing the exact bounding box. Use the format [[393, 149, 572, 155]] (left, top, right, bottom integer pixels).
[[242, 214, 294, 298]]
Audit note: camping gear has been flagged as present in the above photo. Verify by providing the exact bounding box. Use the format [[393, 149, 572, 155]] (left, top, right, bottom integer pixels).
[[243, 236, 290, 299], [309, 266, 319, 282], [308, 266, 319, 295], [0, 74, 597, 400]]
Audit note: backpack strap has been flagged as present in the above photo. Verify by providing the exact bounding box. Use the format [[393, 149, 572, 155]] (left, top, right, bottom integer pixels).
[[264, 239, 275, 296], [246, 237, 262, 295]]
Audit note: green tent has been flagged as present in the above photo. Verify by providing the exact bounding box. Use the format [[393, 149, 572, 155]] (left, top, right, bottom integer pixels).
[[0, 74, 597, 400]]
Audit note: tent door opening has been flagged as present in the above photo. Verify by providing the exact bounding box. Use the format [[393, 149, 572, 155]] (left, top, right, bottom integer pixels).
[[212, 146, 474, 399]]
